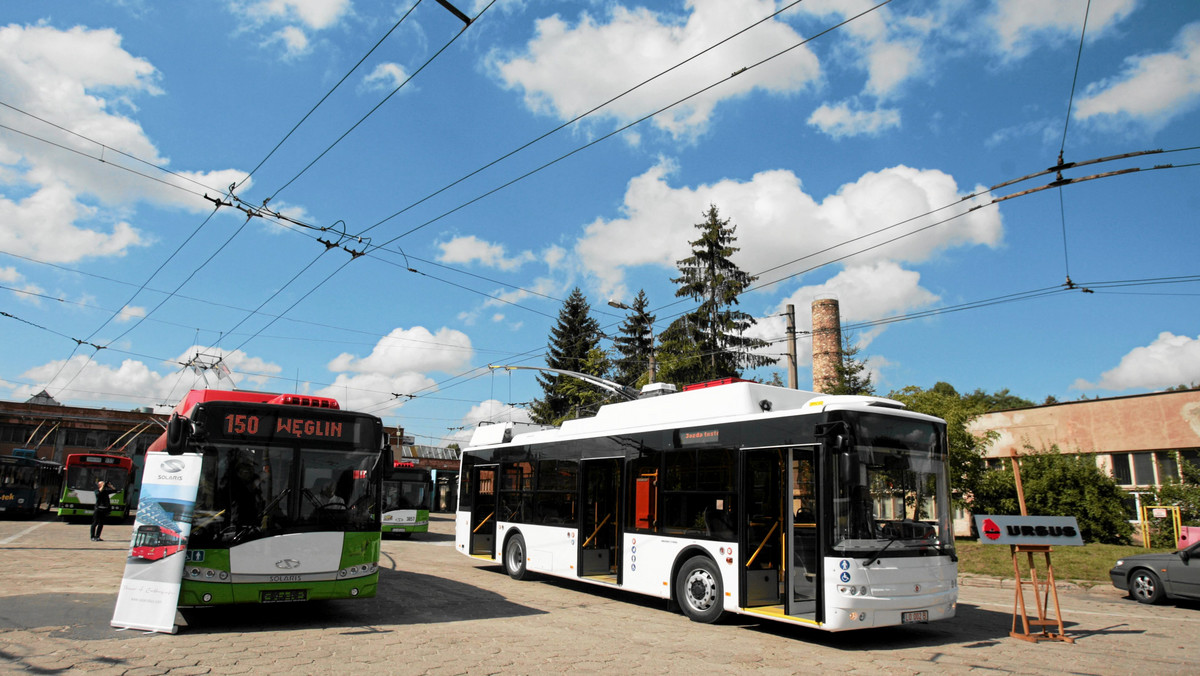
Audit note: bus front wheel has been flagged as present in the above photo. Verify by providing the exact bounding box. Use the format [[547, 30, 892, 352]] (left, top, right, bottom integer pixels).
[[504, 533, 529, 580], [675, 555, 723, 623]]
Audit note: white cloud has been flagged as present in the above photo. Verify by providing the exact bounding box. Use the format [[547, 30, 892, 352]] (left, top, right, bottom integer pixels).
[[437, 235, 536, 271], [269, 26, 310, 59], [232, 0, 352, 30], [985, 0, 1137, 61], [1073, 332, 1200, 392], [807, 101, 901, 138], [0, 266, 45, 303], [116, 305, 147, 323], [445, 399, 536, 446], [327, 326, 473, 376], [363, 62, 411, 91], [575, 159, 1002, 301], [797, 0, 931, 99], [489, 0, 820, 140], [1075, 22, 1200, 132], [0, 24, 245, 264], [314, 371, 437, 414]]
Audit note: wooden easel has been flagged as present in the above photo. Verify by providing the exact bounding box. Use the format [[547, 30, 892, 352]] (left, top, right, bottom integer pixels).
[[1008, 455, 1073, 644], [1009, 544, 1073, 643]]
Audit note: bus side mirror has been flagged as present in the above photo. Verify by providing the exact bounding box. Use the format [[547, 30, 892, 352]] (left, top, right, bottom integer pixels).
[[166, 414, 188, 455], [382, 444, 395, 472], [838, 450, 854, 480]]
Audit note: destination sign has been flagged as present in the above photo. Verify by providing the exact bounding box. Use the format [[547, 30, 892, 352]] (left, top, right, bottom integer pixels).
[[218, 413, 353, 442], [679, 428, 721, 447]]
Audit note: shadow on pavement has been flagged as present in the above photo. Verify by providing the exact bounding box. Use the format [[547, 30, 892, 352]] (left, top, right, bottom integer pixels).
[[178, 566, 544, 635]]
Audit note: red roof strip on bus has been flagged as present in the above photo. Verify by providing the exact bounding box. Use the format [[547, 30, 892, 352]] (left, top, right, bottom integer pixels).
[[681, 377, 754, 391]]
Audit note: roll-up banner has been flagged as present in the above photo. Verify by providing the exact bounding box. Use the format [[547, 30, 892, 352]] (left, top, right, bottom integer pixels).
[[111, 453, 202, 634]]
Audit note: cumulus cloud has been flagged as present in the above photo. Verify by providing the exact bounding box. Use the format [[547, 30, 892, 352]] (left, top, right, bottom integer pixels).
[[1073, 332, 1200, 392], [437, 235, 536, 271], [488, 0, 820, 140], [116, 305, 147, 323], [575, 158, 1002, 302], [445, 399, 537, 446], [0, 24, 247, 264], [228, 0, 352, 60], [797, 0, 930, 99], [327, 326, 473, 376], [1075, 22, 1200, 132], [807, 101, 901, 138], [363, 62, 411, 91], [0, 266, 46, 303], [9, 344, 283, 409], [984, 0, 1137, 61]]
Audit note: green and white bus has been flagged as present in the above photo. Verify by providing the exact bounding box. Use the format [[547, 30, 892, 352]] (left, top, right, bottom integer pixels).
[[457, 378, 957, 631], [58, 453, 134, 521], [381, 462, 431, 538], [150, 389, 389, 606]]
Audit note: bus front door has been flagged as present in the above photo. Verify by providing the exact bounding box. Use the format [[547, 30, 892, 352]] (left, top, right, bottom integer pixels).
[[579, 458, 620, 581], [741, 446, 818, 620], [469, 465, 497, 556], [787, 447, 819, 619]]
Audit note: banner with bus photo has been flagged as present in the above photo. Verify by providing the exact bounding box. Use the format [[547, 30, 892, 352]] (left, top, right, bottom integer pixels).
[[111, 453, 202, 634]]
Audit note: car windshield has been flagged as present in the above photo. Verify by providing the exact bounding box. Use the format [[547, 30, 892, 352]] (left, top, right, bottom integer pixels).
[[831, 414, 954, 557]]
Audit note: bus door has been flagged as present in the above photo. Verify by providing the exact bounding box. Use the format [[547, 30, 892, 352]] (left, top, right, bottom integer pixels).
[[469, 465, 497, 556], [740, 446, 818, 619], [579, 458, 621, 581], [787, 447, 819, 619]]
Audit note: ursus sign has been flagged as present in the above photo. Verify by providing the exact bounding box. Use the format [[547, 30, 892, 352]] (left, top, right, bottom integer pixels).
[[973, 515, 1084, 546]]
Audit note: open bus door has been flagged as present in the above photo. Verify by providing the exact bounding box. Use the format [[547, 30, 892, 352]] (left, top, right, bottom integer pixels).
[[579, 458, 621, 581], [741, 446, 818, 620], [468, 465, 497, 556]]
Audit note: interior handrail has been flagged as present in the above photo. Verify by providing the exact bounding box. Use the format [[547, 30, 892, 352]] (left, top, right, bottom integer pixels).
[[472, 511, 494, 533], [582, 513, 612, 548], [745, 519, 780, 568]]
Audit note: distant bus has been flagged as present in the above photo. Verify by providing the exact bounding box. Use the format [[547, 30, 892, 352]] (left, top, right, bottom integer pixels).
[[149, 388, 389, 606], [131, 523, 188, 560], [58, 453, 134, 521], [0, 455, 62, 517], [381, 462, 431, 538], [456, 379, 957, 631]]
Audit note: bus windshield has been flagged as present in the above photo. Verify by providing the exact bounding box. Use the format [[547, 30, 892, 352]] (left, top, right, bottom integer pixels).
[[190, 443, 380, 547], [66, 465, 130, 491], [832, 413, 953, 556]]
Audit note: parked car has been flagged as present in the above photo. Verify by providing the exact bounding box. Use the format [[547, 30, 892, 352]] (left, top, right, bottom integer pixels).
[[1110, 540, 1200, 604]]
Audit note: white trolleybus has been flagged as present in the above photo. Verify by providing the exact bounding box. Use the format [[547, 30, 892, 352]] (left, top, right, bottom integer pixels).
[[455, 377, 957, 631], [152, 388, 389, 606]]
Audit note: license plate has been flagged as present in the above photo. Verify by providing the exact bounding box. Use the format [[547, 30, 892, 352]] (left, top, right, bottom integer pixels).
[[902, 610, 929, 624], [261, 589, 307, 603]]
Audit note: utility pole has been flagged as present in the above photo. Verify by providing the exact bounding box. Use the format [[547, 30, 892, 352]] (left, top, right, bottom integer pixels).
[[785, 304, 798, 389]]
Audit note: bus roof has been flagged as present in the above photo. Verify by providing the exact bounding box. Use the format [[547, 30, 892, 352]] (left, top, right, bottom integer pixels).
[[170, 389, 341, 416], [468, 381, 925, 449]]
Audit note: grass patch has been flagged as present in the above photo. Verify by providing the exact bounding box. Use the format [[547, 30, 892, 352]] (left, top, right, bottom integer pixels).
[[955, 539, 1175, 583]]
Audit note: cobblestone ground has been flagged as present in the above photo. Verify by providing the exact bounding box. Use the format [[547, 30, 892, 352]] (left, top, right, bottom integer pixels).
[[2, 514, 1197, 675]]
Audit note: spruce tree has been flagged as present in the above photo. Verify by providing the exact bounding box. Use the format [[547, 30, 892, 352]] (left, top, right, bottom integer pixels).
[[529, 288, 603, 424], [670, 205, 775, 380], [611, 290, 656, 387]]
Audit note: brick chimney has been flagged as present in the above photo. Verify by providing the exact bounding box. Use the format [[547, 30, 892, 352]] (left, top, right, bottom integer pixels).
[[811, 298, 842, 393]]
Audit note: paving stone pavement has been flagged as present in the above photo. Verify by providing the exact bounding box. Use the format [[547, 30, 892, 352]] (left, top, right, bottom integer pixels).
[[1, 514, 1197, 675]]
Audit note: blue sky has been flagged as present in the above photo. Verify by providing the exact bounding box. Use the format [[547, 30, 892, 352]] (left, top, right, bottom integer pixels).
[[2, 0, 1198, 447]]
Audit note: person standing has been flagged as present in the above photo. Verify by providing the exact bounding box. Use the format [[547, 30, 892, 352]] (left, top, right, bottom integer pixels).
[[91, 479, 115, 541]]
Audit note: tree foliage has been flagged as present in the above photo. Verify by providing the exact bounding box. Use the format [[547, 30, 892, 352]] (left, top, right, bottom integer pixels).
[[827, 333, 874, 396], [611, 289, 655, 388], [887, 382, 991, 509], [970, 446, 1134, 544], [529, 288, 604, 425], [670, 205, 775, 381]]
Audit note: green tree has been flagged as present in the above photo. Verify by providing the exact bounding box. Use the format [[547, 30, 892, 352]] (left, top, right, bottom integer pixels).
[[671, 205, 775, 380], [611, 290, 656, 388], [529, 288, 603, 424], [828, 333, 874, 396], [970, 446, 1134, 544], [887, 382, 992, 509], [962, 388, 1035, 412], [652, 316, 707, 387]]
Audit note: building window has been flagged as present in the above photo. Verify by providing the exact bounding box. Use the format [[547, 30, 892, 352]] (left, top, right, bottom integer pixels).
[[1156, 451, 1179, 482], [1111, 453, 1132, 485], [1132, 452, 1155, 485]]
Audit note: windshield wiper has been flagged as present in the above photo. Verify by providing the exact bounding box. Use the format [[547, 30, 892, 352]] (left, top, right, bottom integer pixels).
[[863, 536, 900, 567]]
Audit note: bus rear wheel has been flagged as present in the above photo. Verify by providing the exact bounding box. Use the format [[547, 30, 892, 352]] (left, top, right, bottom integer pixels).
[[504, 533, 529, 580], [675, 555, 723, 623]]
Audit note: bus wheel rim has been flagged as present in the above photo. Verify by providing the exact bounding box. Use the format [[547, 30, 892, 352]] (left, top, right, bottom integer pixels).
[[685, 569, 716, 610]]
